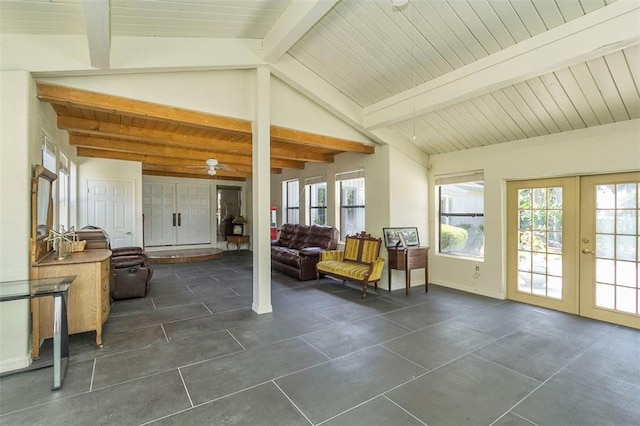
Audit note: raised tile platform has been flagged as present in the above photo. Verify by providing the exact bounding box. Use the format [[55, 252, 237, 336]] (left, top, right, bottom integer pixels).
[[146, 248, 224, 264]]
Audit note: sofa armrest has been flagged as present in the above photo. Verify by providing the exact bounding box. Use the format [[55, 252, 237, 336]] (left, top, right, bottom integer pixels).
[[299, 247, 323, 257], [111, 246, 145, 257], [368, 258, 386, 281], [319, 250, 344, 262]]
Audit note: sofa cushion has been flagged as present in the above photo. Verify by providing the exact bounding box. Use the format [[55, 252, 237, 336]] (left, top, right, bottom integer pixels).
[[306, 225, 339, 250], [343, 238, 360, 262], [316, 260, 371, 280], [271, 247, 302, 268], [289, 225, 310, 249], [276, 223, 297, 247]]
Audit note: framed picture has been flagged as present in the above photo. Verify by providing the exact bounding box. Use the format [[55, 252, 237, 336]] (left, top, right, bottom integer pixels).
[[232, 224, 244, 235], [382, 227, 420, 248]]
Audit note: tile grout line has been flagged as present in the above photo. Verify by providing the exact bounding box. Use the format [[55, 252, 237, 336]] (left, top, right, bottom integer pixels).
[[201, 301, 214, 315], [298, 336, 333, 360], [383, 395, 429, 426], [272, 380, 314, 425], [177, 368, 195, 408], [225, 329, 247, 351], [486, 331, 607, 426], [316, 370, 431, 426], [89, 358, 97, 392], [160, 323, 170, 343]]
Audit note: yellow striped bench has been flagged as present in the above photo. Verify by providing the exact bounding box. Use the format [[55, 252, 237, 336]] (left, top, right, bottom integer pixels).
[[316, 231, 385, 298]]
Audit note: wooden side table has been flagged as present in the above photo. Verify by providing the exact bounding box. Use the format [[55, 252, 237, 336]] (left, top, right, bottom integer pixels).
[[387, 246, 429, 295], [226, 235, 250, 251]]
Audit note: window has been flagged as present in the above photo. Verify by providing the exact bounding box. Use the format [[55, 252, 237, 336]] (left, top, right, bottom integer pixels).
[[283, 179, 300, 224], [41, 132, 56, 172], [336, 169, 365, 240], [58, 151, 70, 230], [437, 171, 484, 258], [306, 176, 327, 225]]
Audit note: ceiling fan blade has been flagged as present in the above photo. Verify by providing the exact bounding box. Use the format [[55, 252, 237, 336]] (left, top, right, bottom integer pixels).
[[216, 164, 236, 172]]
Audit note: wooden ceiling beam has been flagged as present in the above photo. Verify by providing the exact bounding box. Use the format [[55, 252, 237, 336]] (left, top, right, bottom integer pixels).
[[37, 82, 252, 135], [76, 147, 283, 174], [270, 143, 334, 162], [59, 116, 252, 154], [72, 136, 252, 165], [70, 134, 305, 169], [271, 126, 375, 154], [143, 163, 251, 178], [143, 170, 245, 182]]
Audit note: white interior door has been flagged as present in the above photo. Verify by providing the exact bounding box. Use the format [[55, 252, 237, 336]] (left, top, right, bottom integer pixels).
[[142, 183, 176, 246], [87, 179, 133, 248], [177, 184, 211, 245]]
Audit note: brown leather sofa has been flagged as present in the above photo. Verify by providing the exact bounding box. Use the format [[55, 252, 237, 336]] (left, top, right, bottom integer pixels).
[[271, 223, 339, 281]]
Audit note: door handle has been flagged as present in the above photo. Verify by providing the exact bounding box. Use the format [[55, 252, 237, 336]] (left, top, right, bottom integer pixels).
[[173, 213, 176, 227], [581, 248, 594, 254], [178, 213, 182, 227], [126, 231, 132, 235]]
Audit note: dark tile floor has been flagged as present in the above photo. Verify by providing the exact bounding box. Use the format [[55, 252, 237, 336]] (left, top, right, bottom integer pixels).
[[1, 251, 639, 425]]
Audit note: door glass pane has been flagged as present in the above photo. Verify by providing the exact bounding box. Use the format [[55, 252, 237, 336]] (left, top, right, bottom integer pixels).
[[516, 186, 563, 299], [594, 183, 640, 314]]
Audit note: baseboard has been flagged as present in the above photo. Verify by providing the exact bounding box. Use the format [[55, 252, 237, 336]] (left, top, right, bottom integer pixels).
[[430, 279, 505, 300], [0, 353, 32, 374]]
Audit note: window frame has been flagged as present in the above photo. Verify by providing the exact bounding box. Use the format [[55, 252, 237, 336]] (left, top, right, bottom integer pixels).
[[307, 181, 327, 226], [336, 171, 365, 241], [436, 171, 485, 259], [283, 179, 300, 225]]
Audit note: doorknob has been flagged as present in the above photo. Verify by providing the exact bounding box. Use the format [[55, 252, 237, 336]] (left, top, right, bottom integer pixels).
[[582, 248, 594, 254], [126, 231, 132, 235]]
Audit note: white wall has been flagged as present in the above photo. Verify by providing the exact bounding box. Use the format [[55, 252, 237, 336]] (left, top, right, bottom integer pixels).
[[0, 71, 33, 372], [39, 70, 254, 121], [270, 77, 372, 144], [388, 146, 429, 289], [429, 119, 640, 299]]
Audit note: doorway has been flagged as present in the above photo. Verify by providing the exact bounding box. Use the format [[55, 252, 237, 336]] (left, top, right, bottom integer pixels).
[[217, 186, 242, 242], [507, 172, 639, 329], [142, 182, 211, 247], [87, 178, 134, 248]]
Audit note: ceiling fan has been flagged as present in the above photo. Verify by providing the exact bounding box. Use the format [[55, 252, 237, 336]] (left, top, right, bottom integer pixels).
[[187, 158, 236, 176]]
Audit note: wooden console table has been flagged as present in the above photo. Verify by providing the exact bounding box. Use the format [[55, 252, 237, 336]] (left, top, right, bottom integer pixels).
[[31, 249, 112, 359], [387, 246, 430, 295], [226, 235, 250, 251]]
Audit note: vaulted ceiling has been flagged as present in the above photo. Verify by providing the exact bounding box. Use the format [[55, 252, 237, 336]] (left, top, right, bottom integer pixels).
[[1, 0, 639, 175]]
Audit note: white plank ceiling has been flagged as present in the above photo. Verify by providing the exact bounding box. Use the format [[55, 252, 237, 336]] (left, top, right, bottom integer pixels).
[[1, 0, 638, 156]]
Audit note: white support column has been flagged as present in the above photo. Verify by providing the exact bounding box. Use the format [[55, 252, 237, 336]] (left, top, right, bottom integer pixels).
[[252, 66, 273, 314]]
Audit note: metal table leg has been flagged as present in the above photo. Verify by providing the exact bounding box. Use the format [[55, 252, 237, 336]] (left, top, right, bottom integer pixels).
[[52, 291, 69, 390]]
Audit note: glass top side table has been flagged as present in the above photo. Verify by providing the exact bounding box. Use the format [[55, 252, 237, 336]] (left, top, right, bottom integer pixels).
[[0, 275, 75, 390]]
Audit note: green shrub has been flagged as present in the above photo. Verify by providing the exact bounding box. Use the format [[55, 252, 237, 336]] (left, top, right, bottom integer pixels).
[[459, 223, 484, 253], [441, 224, 468, 252]]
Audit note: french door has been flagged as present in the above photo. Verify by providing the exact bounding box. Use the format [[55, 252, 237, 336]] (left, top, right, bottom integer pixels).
[[507, 172, 639, 329], [142, 182, 211, 247]]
